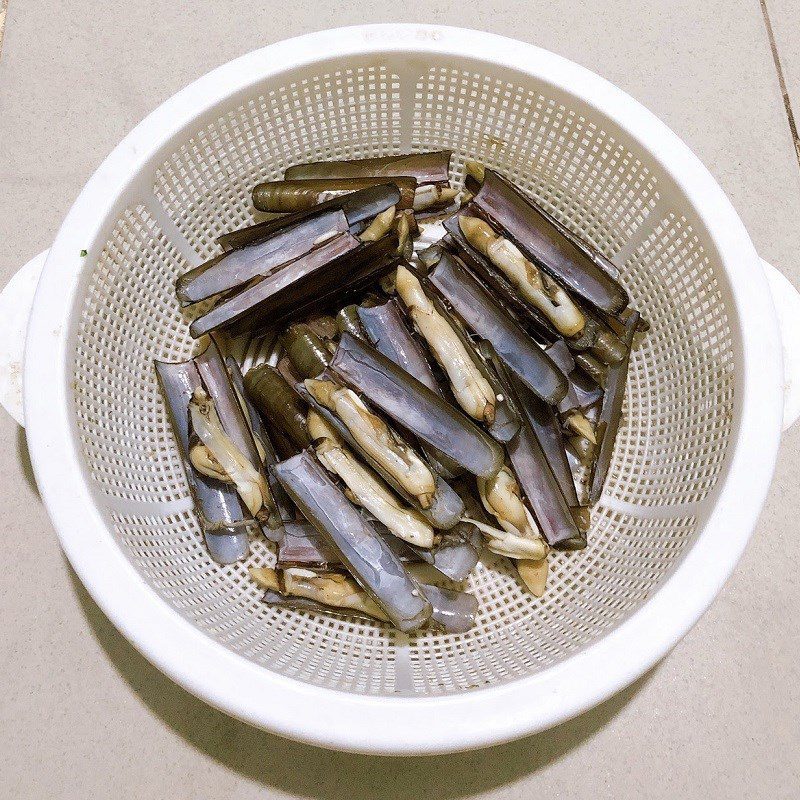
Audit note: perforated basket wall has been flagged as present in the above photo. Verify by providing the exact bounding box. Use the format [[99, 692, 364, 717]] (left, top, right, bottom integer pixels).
[[71, 55, 735, 696]]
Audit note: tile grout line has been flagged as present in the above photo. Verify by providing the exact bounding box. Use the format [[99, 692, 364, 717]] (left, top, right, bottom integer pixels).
[[760, 0, 800, 170], [0, 0, 7, 62]]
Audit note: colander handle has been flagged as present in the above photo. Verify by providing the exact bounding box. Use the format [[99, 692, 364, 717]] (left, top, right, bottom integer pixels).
[[0, 251, 797, 431], [0, 249, 49, 426], [762, 258, 800, 431]]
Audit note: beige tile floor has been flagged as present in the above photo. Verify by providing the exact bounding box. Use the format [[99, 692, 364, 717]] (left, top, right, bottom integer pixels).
[[1, 2, 799, 798]]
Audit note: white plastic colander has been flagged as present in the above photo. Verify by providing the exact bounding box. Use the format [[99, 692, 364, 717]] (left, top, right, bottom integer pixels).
[[3, 25, 800, 755]]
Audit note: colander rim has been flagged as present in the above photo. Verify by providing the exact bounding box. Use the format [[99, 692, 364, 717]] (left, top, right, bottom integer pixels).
[[23, 24, 783, 754]]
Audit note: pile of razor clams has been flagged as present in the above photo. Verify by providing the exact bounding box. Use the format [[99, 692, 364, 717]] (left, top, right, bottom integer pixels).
[[156, 151, 644, 634]]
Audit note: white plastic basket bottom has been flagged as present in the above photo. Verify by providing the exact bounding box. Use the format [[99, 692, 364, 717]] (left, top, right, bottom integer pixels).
[[64, 54, 737, 698]]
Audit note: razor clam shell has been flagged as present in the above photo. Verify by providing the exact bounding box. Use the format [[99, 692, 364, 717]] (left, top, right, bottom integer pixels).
[[245, 365, 311, 452], [425, 249, 568, 405], [542, 339, 575, 374], [281, 324, 332, 379], [543, 337, 604, 413], [194, 340, 281, 537], [261, 576, 474, 632], [357, 298, 441, 395], [511, 375, 583, 517], [396, 519, 482, 583], [574, 352, 608, 387], [253, 176, 417, 212], [260, 588, 381, 623], [216, 183, 401, 252], [503, 370, 585, 551], [589, 311, 639, 504], [393, 273, 520, 440], [273, 451, 433, 632], [357, 299, 465, 478], [177, 209, 349, 304], [298, 385, 464, 530], [421, 583, 479, 634], [285, 150, 451, 185], [335, 305, 366, 340], [229, 236, 401, 337], [440, 222, 556, 342], [427, 522, 483, 582], [226, 356, 294, 523], [154, 358, 250, 564], [466, 168, 629, 314], [277, 521, 342, 568], [473, 339, 522, 444], [190, 231, 360, 337], [330, 334, 505, 479], [558, 364, 604, 414]]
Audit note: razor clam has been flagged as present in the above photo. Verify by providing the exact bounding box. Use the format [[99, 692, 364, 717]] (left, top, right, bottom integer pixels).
[[406, 577, 479, 634], [506, 379, 585, 550], [188, 389, 273, 520], [485, 358, 584, 550], [357, 298, 468, 477], [357, 298, 441, 395], [510, 377, 590, 533], [283, 568, 391, 621], [454, 214, 626, 366], [298, 381, 464, 530], [394, 265, 497, 425], [285, 150, 452, 185], [226, 355, 294, 523], [155, 358, 251, 564], [251, 566, 391, 622], [425, 522, 483, 581], [412, 184, 459, 212], [260, 586, 379, 622], [392, 269, 520, 443], [516, 558, 549, 597], [177, 208, 350, 305], [330, 333, 505, 478], [589, 311, 639, 503], [190, 232, 399, 338], [192, 341, 280, 532], [277, 521, 342, 569], [281, 324, 333, 378], [475, 466, 548, 560], [244, 364, 311, 450], [358, 205, 397, 242], [216, 183, 401, 252], [422, 249, 568, 405], [463, 163, 629, 314], [395, 211, 413, 260], [304, 313, 339, 341], [304, 379, 437, 510], [273, 451, 433, 632], [252, 177, 417, 213], [440, 221, 560, 342], [459, 215, 586, 338], [574, 352, 608, 387], [335, 305, 366, 340], [308, 409, 435, 549], [257, 566, 477, 633]]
